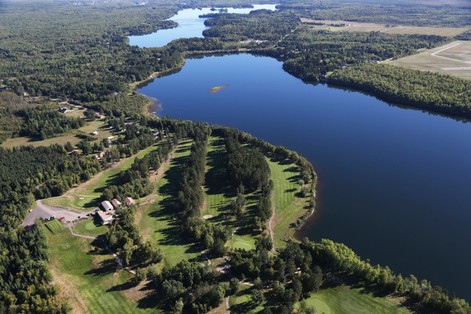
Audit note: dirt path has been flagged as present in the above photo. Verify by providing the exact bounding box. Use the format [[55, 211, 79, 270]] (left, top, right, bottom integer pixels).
[[225, 296, 230, 314]]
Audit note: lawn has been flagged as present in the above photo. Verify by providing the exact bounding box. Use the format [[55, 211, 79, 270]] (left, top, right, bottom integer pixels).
[[228, 285, 264, 314], [267, 157, 310, 248], [136, 139, 201, 268], [296, 285, 411, 314], [43, 220, 156, 314], [44, 145, 159, 211], [72, 218, 109, 237]]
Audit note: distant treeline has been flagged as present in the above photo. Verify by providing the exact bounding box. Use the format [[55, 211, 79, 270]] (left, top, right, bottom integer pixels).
[[328, 63, 471, 119]]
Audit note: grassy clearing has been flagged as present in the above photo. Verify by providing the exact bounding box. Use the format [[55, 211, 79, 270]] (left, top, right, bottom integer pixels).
[[137, 139, 200, 269], [43, 220, 156, 314], [386, 40, 471, 80], [44, 145, 159, 211], [295, 285, 411, 314], [1, 117, 110, 149], [267, 157, 310, 248], [301, 18, 469, 37], [72, 218, 109, 237]]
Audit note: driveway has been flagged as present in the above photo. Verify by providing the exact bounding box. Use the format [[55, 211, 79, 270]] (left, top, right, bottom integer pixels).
[[22, 200, 95, 226]]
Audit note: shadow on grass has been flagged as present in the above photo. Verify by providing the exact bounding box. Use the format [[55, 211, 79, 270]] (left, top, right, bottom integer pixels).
[[83, 257, 116, 276], [205, 138, 235, 199]]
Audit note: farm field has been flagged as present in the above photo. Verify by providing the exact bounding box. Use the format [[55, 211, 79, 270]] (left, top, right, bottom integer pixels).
[[300, 18, 470, 37], [44, 145, 159, 210], [43, 220, 156, 314], [386, 40, 471, 79]]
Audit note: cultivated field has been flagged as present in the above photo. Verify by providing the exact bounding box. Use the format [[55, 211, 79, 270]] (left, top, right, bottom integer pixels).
[[301, 18, 470, 37], [387, 41, 471, 79]]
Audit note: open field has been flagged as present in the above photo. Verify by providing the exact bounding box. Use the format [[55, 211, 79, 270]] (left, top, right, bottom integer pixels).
[[136, 139, 201, 269], [1, 117, 111, 148], [386, 41, 471, 79], [44, 145, 159, 210], [295, 285, 411, 314], [301, 18, 470, 37], [43, 220, 155, 314], [267, 157, 310, 248]]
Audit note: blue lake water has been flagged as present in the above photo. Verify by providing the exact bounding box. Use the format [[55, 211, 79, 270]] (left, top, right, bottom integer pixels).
[[128, 4, 277, 48], [138, 53, 471, 300]]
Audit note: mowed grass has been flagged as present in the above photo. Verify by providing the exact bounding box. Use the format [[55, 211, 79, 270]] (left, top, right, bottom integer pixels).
[[296, 285, 411, 314], [72, 219, 109, 237], [43, 220, 156, 314], [204, 136, 257, 251], [137, 139, 200, 268], [203, 136, 234, 218], [44, 145, 159, 211], [387, 40, 471, 80], [267, 157, 310, 248], [229, 285, 264, 314], [301, 18, 469, 37]]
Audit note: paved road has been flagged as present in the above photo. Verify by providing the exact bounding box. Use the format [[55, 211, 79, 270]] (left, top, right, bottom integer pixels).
[[22, 200, 95, 226]]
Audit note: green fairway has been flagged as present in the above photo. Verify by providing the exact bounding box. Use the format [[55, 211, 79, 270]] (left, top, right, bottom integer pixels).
[[72, 219, 109, 237], [43, 220, 156, 314], [296, 286, 411, 314], [137, 139, 200, 268], [44, 145, 160, 210], [267, 157, 310, 248]]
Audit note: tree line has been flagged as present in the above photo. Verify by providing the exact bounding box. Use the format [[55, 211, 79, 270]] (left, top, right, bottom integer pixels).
[[328, 63, 471, 119]]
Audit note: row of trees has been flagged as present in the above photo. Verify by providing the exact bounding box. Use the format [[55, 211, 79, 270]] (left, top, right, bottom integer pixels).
[[106, 207, 163, 267], [328, 63, 471, 119], [102, 141, 175, 201], [153, 260, 225, 313], [306, 239, 471, 313]]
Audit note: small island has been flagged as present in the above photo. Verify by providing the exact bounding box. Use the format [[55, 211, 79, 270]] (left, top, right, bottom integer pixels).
[[209, 84, 228, 94]]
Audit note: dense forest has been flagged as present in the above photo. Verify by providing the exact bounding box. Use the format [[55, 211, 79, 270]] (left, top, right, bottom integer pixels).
[[328, 63, 471, 118]]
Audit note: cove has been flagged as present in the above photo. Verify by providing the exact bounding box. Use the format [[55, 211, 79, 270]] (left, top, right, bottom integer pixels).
[[128, 4, 277, 48], [138, 53, 471, 300]]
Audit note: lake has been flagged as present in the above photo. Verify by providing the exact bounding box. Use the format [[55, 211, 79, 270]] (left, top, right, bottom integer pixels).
[[138, 53, 471, 300], [128, 4, 277, 48]]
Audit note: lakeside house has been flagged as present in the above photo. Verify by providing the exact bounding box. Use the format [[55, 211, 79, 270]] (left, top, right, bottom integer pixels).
[[97, 211, 114, 225], [101, 200, 113, 211], [124, 197, 135, 206]]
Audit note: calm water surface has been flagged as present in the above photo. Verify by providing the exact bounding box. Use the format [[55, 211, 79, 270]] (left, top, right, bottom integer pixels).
[[128, 4, 277, 48], [138, 54, 471, 300]]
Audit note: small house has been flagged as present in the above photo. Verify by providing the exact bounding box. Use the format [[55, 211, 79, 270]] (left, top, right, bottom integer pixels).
[[124, 197, 135, 206], [97, 211, 114, 225], [101, 200, 113, 211], [111, 199, 122, 209]]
